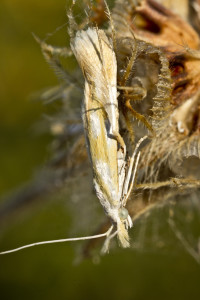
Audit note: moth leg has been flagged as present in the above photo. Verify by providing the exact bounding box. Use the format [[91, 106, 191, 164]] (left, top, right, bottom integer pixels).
[[119, 82, 151, 131], [125, 99, 153, 132], [118, 85, 147, 100], [118, 84, 148, 144], [120, 84, 150, 132], [110, 129, 126, 151], [123, 113, 136, 146], [101, 226, 118, 254]]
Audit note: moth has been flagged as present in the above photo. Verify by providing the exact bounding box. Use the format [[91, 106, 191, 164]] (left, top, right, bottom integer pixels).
[[71, 27, 145, 251]]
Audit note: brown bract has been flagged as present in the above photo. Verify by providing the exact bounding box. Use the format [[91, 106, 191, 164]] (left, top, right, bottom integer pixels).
[[113, 0, 200, 108]]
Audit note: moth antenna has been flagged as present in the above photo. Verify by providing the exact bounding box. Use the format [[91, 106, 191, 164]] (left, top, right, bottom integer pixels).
[[0, 227, 113, 255]]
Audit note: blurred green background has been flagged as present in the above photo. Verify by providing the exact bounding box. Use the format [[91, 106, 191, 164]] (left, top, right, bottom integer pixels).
[[0, 0, 200, 299]]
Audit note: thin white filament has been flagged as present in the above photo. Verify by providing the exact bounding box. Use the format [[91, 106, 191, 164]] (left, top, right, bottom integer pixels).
[[101, 229, 118, 254], [0, 229, 112, 255], [125, 151, 141, 202], [123, 135, 148, 200]]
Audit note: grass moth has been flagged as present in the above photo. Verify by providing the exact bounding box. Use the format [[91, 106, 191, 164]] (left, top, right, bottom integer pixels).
[[71, 27, 145, 251]]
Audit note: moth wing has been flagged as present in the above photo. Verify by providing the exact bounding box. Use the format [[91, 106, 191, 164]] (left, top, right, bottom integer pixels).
[[71, 28, 119, 131]]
